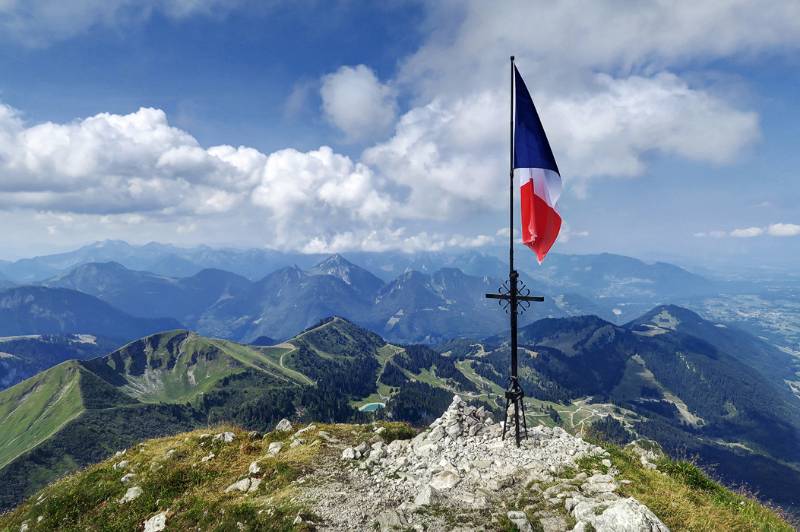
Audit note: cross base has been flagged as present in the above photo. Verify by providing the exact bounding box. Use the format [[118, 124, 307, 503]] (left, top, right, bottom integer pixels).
[[501, 376, 528, 447]]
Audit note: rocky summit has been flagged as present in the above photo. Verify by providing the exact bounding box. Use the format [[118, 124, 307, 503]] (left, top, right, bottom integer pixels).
[[1, 395, 790, 531], [305, 396, 668, 531]]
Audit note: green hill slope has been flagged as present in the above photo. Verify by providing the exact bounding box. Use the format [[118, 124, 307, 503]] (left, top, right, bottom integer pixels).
[[0, 319, 420, 512], [83, 330, 305, 403], [0, 361, 85, 470]]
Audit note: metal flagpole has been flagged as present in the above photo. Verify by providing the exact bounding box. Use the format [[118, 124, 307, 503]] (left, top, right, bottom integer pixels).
[[486, 56, 544, 446], [508, 56, 522, 446]]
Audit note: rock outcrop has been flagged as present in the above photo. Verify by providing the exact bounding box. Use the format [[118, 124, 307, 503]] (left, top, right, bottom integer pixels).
[[304, 395, 669, 531]]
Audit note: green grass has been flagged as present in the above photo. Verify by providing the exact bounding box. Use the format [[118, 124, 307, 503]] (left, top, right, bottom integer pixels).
[[0, 425, 326, 531], [576, 441, 794, 531], [0, 361, 85, 469], [455, 359, 505, 396], [0, 421, 418, 532], [253, 345, 313, 386], [214, 340, 311, 386], [92, 332, 313, 404]]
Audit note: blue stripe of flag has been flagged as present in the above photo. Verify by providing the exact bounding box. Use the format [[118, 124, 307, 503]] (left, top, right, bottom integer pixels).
[[513, 66, 559, 174]]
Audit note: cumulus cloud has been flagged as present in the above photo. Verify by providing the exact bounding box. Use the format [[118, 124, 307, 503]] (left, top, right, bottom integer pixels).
[[767, 223, 800, 237], [694, 230, 727, 238], [320, 65, 397, 142], [251, 146, 393, 247], [363, 92, 506, 218], [358, 0, 800, 204], [400, 0, 800, 99], [0, 102, 427, 251], [730, 227, 764, 238], [0, 0, 240, 46], [697, 224, 800, 239], [301, 229, 493, 254], [3, 1, 800, 253]]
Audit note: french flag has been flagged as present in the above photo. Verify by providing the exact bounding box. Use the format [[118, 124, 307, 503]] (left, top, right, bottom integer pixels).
[[514, 66, 562, 264]]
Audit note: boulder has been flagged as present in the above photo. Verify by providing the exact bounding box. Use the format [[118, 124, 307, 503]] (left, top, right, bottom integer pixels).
[[248, 462, 261, 475], [429, 469, 461, 490], [414, 485, 442, 507], [507, 511, 533, 532], [224, 479, 251, 493], [268, 442, 283, 455], [342, 447, 356, 460], [247, 478, 262, 493], [588, 498, 669, 532], [120, 473, 136, 484], [143, 511, 168, 532], [375, 509, 404, 531], [120, 486, 142, 503], [213, 432, 235, 443], [275, 419, 292, 432]]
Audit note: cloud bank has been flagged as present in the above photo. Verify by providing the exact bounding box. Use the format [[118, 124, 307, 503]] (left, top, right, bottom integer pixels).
[[2, 1, 800, 252]]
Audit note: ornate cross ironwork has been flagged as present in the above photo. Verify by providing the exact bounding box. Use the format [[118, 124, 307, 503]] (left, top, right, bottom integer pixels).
[[485, 270, 543, 447]]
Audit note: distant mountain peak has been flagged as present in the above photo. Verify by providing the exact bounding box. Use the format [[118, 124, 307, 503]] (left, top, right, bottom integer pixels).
[[308, 255, 383, 297]]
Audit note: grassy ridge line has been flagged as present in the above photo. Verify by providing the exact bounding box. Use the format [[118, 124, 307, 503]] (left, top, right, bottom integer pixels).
[[0, 362, 85, 469], [207, 339, 309, 386]]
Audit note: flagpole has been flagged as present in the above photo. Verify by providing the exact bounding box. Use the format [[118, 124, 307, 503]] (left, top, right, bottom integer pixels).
[[487, 57, 544, 446], [510, 56, 515, 283], [509, 56, 517, 382]]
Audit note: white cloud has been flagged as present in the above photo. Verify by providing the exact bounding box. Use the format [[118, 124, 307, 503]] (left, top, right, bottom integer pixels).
[[543, 73, 758, 190], [767, 223, 800, 237], [301, 229, 493, 254], [251, 146, 393, 247], [362, 92, 506, 218], [372, 0, 798, 199], [730, 227, 764, 238], [400, 1, 800, 99], [694, 230, 727, 238], [2, 1, 800, 253], [0, 0, 240, 47], [320, 65, 397, 142], [697, 223, 800, 239]]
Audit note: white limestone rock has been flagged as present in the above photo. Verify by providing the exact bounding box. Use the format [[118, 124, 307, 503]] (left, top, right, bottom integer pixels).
[[585, 498, 669, 532], [268, 442, 283, 455], [248, 461, 261, 475], [225, 478, 252, 493], [508, 511, 533, 532], [275, 419, 292, 432], [120, 486, 142, 503], [429, 469, 460, 490], [143, 511, 168, 532], [214, 432, 235, 443], [413, 485, 442, 507], [341, 447, 356, 460]]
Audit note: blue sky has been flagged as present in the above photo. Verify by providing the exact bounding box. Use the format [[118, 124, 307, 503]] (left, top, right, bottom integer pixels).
[[0, 1, 798, 271]]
